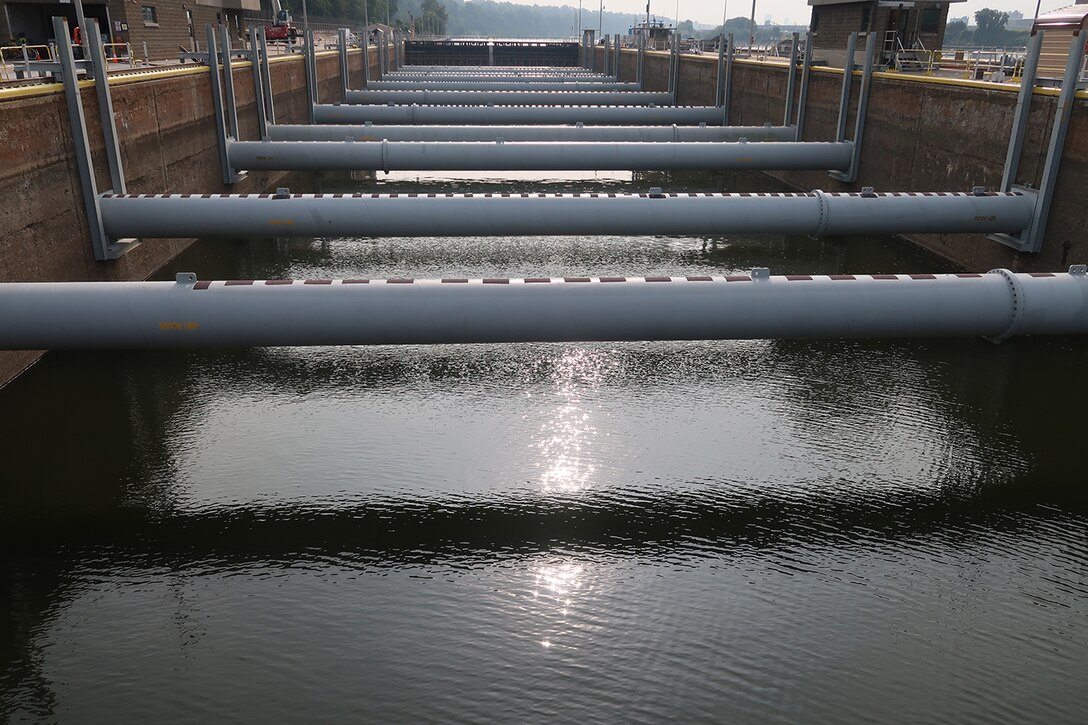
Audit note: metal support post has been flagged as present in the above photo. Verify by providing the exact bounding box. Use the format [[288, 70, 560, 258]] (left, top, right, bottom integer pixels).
[[636, 33, 645, 86], [52, 16, 135, 260], [259, 27, 275, 124], [219, 25, 239, 142], [362, 30, 370, 86], [249, 27, 268, 140], [835, 32, 857, 142], [715, 33, 726, 106], [830, 31, 873, 182], [723, 34, 735, 126], [488, 39, 494, 67], [381, 30, 388, 74], [338, 28, 350, 99], [1014, 33, 1084, 253], [783, 32, 799, 128], [86, 18, 125, 193], [670, 33, 681, 100], [206, 26, 241, 185], [1000, 31, 1044, 192], [602, 34, 609, 76], [796, 32, 813, 141], [305, 29, 318, 123]]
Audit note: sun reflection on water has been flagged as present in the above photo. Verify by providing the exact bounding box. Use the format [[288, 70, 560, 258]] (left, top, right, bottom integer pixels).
[[531, 348, 618, 494]]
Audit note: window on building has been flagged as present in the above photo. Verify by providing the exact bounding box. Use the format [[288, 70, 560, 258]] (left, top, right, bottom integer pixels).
[[920, 8, 941, 34], [141, 6, 158, 26], [861, 7, 872, 30], [811, 9, 820, 32]]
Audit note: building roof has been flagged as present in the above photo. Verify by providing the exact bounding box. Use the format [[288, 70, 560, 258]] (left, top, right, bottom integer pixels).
[[1032, 4, 1088, 31], [808, 0, 965, 6]]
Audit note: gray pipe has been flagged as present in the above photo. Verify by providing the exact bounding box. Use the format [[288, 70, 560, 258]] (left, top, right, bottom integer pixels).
[[98, 191, 1035, 240], [3, 269, 1085, 350], [343, 89, 675, 105], [226, 140, 855, 172], [267, 124, 796, 143], [314, 104, 727, 126], [363, 80, 642, 91]]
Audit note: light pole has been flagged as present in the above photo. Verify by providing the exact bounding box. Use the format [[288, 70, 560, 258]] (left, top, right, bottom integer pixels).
[[578, 0, 583, 36], [600, 0, 604, 33]]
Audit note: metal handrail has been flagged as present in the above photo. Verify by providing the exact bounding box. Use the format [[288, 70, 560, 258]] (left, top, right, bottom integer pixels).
[[0, 44, 53, 79]]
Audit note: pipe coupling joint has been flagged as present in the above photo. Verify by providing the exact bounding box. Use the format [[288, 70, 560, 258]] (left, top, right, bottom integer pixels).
[[985, 268, 1025, 343], [811, 189, 830, 238]]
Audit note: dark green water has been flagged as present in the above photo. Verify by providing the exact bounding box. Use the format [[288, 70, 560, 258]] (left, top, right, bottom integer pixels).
[[2, 170, 1087, 722]]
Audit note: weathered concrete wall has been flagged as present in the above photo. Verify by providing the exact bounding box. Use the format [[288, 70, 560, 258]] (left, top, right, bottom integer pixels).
[[601, 46, 1088, 274], [0, 47, 366, 387]]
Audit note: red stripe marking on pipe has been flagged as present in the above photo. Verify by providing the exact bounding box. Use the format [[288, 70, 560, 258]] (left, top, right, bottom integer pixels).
[[564, 277, 591, 283], [955, 274, 982, 278], [909, 274, 937, 280], [686, 276, 713, 282], [343, 279, 370, 284], [872, 274, 898, 280], [829, 274, 856, 280], [525, 278, 551, 283], [600, 277, 627, 282], [305, 280, 333, 285], [645, 276, 672, 282], [786, 275, 812, 281], [442, 278, 469, 283], [225, 280, 254, 286], [193, 281, 211, 290], [265, 280, 294, 285], [725, 276, 752, 282], [1028, 272, 1056, 277], [386, 279, 415, 284], [483, 278, 510, 284]]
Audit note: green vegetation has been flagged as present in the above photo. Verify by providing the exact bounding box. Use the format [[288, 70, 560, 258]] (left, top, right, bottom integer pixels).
[[945, 9, 1030, 48]]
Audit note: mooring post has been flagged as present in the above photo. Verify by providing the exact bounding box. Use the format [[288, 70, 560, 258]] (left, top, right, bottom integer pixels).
[[783, 32, 799, 128], [86, 18, 125, 194], [835, 32, 858, 142], [795, 31, 814, 141], [830, 31, 875, 183], [259, 27, 275, 124], [249, 27, 268, 140]]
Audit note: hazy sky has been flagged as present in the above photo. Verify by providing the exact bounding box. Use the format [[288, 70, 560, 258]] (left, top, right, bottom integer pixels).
[[509, 0, 1072, 27]]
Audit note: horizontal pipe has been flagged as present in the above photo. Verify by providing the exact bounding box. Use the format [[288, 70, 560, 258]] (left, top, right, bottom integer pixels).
[[268, 124, 797, 143], [314, 104, 728, 126], [226, 140, 854, 172], [364, 80, 641, 91], [3, 270, 1085, 350], [391, 67, 610, 76], [98, 191, 1035, 240], [343, 89, 676, 106]]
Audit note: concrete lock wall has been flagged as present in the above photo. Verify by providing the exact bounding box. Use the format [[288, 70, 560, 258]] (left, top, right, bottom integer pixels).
[[601, 45, 1088, 272], [0, 47, 363, 387]]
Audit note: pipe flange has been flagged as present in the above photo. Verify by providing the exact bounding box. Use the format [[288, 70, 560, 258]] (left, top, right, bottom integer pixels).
[[381, 138, 390, 174], [811, 189, 830, 238], [985, 267, 1025, 343]]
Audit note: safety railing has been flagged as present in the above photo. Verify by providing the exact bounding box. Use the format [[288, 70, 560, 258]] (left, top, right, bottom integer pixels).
[[0, 44, 53, 79]]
